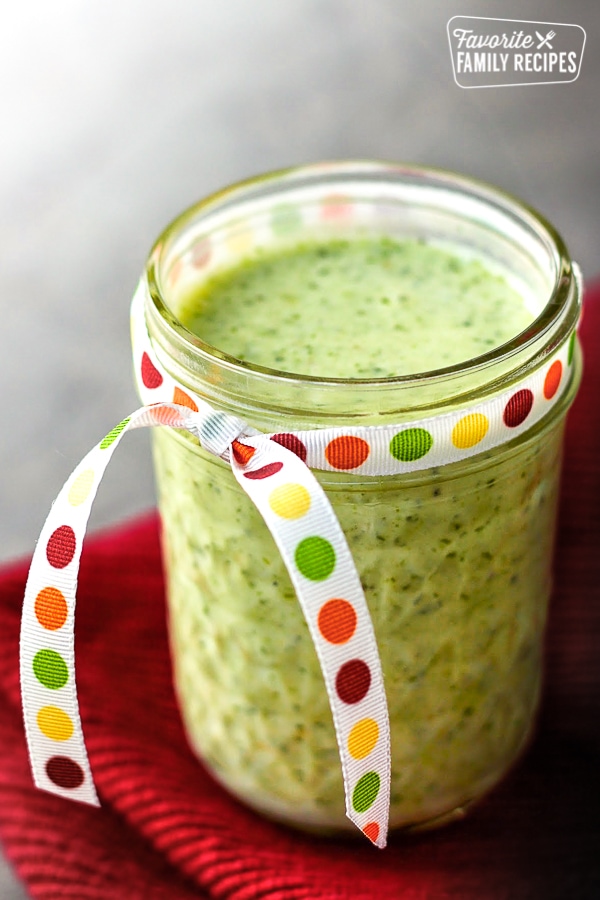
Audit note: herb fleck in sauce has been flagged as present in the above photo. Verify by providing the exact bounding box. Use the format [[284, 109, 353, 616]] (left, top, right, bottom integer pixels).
[[178, 238, 535, 377]]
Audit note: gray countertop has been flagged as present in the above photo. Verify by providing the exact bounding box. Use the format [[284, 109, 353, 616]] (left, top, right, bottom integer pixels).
[[1, 1, 598, 896]]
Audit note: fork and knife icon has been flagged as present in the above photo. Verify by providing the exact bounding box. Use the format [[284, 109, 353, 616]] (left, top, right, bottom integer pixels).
[[535, 29, 556, 49]]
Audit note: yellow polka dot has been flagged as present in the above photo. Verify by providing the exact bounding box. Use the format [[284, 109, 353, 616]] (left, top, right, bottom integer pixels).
[[451, 413, 489, 449], [37, 706, 74, 742], [348, 718, 379, 760], [226, 227, 254, 257], [268, 483, 311, 519], [67, 469, 95, 506]]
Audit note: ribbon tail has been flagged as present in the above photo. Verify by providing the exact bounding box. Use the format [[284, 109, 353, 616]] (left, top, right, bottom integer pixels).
[[19, 403, 203, 805], [20, 397, 392, 846], [230, 437, 391, 847]]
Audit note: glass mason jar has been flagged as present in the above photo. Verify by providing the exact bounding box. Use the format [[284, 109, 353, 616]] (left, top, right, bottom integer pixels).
[[138, 162, 581, 834]]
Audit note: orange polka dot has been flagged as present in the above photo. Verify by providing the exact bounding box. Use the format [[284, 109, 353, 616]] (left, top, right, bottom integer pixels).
[[325, 436, 370, 470], [318, 599, 357, 644], [173, 387, 198, 412], [35, 587, 68, 631], [544, 360, 562, 400], [167, 258, 183, 285], [363, 822, 379, 842], [150, 406, 186, 427], [321, 195, 353, 220], [231, 440, 256, 465]]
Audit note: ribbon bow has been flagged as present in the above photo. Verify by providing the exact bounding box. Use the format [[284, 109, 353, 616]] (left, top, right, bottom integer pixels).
[[20, 278, 578, 849]]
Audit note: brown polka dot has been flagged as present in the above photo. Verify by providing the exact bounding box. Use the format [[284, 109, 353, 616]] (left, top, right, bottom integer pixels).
[[336, 659, 371, 704], [46, 756, 84, 790], [191, 238, 212, 268], [270, 433, 307, 462], [503, 389, 534, 427]]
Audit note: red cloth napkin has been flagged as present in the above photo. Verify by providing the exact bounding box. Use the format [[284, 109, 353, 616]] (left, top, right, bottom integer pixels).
[[1, 285, 599, 900]]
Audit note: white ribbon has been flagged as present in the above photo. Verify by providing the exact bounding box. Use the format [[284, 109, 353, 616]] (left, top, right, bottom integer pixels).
[[20, 278, 577, 849]]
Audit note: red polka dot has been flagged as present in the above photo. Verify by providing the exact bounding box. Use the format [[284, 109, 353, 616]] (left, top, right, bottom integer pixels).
[[503, 389, 534, 428], [363, 822, 380, 842], [46, 526, 76, 569], [336, 659, 371, 704], [141, 352, 163, 389], [544, 360, 562, 400], [325, 436, 370, 470], [270, 433, 307, 462], [191, 238, 212, 268], [243, 462, 284, 480], [318, 599, 357, 644], [46, 756, 84, 789]]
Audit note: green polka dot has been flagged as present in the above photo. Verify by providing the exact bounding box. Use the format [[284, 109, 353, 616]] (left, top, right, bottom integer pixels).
[[390, 427, 433, 462], [270, 204, 302, 235], [352, 771, 381, 813], [568, 332, 576, 366], [100, 418, 131, 450], [33, 650, 69, 690], [295, 536, 336, 581]]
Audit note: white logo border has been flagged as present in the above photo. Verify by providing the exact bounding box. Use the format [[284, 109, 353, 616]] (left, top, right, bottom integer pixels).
[[447, 16, 587, 89]]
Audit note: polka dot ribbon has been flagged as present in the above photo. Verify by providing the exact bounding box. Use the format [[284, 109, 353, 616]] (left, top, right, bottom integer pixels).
[[20, 280, 578, 850]]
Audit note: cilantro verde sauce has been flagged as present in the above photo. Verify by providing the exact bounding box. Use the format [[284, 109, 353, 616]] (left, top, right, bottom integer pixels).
[[177, 237, 536, 378], [152, 236, 561, 831]]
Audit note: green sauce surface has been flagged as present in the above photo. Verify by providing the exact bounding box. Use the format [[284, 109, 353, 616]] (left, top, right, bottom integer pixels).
[[178, 238, 535, 377]]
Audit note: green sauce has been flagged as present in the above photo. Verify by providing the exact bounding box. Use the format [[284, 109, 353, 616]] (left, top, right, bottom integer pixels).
[[152, 235, 562, 832], [178, 237, 535, 377]]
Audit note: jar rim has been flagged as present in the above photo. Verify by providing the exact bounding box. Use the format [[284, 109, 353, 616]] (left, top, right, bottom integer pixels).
[[143, 161, 581, 422]]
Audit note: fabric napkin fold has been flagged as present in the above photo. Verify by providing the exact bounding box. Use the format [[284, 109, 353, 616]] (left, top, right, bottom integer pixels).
[[1, 284, 599, 899]]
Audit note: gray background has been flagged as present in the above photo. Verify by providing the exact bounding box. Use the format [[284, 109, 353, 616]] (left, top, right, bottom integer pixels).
[[1, 1, 598, 896]]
